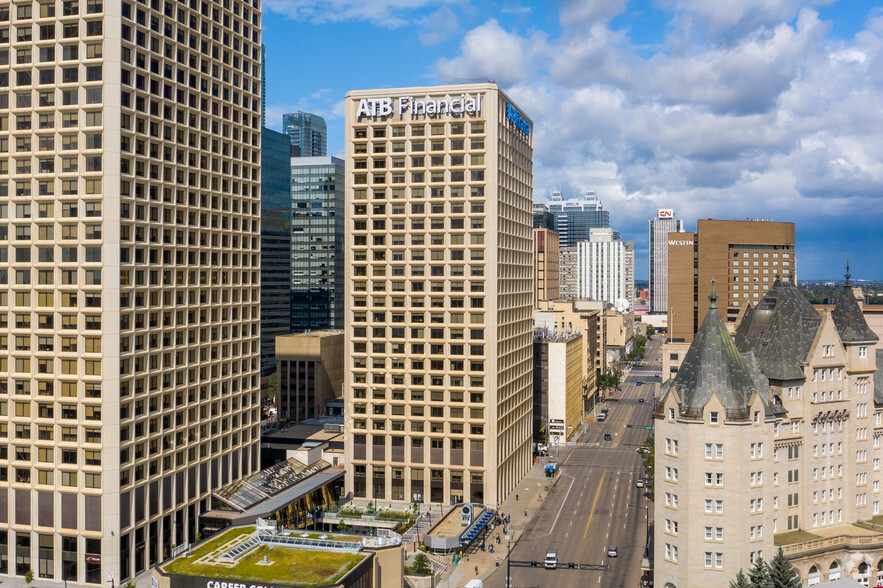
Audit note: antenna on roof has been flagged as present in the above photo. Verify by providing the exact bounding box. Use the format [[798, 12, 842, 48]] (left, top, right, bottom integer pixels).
[[845, 261, 851, 286], [709, 278, 718, 309]]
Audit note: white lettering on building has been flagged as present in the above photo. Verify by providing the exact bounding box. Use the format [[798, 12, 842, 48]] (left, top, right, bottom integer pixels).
[[356, 94, 482, 120], [668, 240, 694, 246]]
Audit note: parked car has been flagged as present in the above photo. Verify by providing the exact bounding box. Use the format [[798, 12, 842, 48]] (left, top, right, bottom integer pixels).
[[635, 479, 645, 488], [607, 546, 618, 557], [604, 433, 612, 441], [636, 381, 643, 386]]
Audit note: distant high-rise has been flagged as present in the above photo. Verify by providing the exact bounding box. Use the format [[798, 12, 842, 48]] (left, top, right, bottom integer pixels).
[[577, 228, 631, 306], [559, 247, 579, 300], [648, 209, 684, 313], [548, 191, 616, 247], [261, 129, 294, 375], [290, 157, 346, 331], [534, 228, 560, 306], [283, 111, 328, 157], [532, 203, 555, 230], [667, 219, 796, 342]]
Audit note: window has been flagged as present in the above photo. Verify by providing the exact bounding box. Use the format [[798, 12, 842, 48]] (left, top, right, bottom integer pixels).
[[709, 411, 719, 424]]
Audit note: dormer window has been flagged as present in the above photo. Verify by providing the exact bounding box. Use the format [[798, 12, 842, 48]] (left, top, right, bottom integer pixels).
[[860, 346, 868, 358], [709, 411, 719, 424], [754, 411, 760, 423], [668, 408, 675, 420]]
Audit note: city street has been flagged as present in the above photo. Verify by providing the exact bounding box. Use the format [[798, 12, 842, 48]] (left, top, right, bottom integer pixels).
[[482, 335, 661, 588]]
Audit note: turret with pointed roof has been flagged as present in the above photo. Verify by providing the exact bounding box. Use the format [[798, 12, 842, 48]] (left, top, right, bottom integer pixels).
[[735, 276, 822, 381], [660, 279, 769, 418], [831, 263, 879, 344]]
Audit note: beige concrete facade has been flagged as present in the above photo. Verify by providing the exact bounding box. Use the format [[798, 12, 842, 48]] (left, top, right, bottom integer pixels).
[[275, 331, 344, 422], [0, 0, 262, 584], [343, 84, 534, 508], [559, 246, 578, 301], [534, 300, 602, 411], [533, 333, 583, 443], [667, 219, 795, 342], [533, 227, 559, 306]]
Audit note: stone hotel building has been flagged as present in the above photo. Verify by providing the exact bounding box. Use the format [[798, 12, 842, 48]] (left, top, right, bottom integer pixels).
[[656, 276, 883, 586], [343, 84, 534, 508]]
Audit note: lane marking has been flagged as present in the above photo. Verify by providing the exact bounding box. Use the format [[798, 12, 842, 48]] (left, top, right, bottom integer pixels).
[[583, 471, 606, 538], [544, 473, 576, 537]]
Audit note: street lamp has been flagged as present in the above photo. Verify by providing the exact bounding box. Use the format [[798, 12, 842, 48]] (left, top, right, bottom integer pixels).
[[505, 530, 513, 588]]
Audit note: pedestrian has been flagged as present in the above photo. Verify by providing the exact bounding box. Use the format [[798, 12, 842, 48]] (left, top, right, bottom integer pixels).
[[475, 565, 479, 575]]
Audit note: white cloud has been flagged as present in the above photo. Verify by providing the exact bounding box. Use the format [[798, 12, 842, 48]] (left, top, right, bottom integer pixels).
[[417, 6, 460, 45], [263, 0, 459, 28], [434, 4, 883, 276], [436, 19, 548, 86]]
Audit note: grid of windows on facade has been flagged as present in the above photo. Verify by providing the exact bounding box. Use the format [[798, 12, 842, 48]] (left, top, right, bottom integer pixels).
[[0, 0, 262, 583], [729, 246, 794, 304], [349, 118, 490, 505], [290, 159, 345, 331]]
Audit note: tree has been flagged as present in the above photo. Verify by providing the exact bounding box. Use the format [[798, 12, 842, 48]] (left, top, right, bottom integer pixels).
[[748, 557, 772, 588], [608, 360, 624, 382], [412, 553, 431, 576], [640, 436, 655, 486], [729, 570, 751, 588], [645, 324, 656, 337], [768, 548, 801, 588], [267, 372, 278, 402], [24, 570, 34, 587]]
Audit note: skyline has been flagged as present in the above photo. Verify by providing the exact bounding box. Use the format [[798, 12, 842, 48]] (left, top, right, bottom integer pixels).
[[261, 0, 883, 280]]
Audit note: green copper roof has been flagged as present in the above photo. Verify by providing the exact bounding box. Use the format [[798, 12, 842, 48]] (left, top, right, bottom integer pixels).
[[668, 293, 763, 414], [735, 277, 822, 381], [832, 284, 879, 344]]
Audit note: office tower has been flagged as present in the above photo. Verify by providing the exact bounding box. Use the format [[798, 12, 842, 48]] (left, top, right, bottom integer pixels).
[[667, 219, 795, 342], [648, 209, 683, 314], [532, 203, 554, 230], [547, 190, 615, 248], [559, 247, 578, 300], [344, 84, 534, 507], [655, 275, 882, 587], [577, 228, 631, 306], [260, 129, 293, 375], [533, 228, 559, 306], [283, 111, 327, 157], [624, 240, 635, 309], [290, 156, 345, 331], [0, 0, 262, 583]]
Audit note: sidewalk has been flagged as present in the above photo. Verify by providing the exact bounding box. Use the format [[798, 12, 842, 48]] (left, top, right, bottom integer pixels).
[[444, 462, 558, 587]]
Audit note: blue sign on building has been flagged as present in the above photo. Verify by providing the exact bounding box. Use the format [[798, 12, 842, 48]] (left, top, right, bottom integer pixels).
[[506, 103, 531, 136]]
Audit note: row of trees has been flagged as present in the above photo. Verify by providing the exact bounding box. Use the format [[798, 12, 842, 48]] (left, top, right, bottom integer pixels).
[[730, 549, 802, 588]]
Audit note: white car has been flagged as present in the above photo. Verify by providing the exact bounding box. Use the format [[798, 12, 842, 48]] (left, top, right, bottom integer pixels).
[[635, 479, 645, 488], [607, 546, 618, 557]]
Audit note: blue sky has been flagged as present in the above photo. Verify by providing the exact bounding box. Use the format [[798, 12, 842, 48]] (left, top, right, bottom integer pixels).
[[261, 0, 883, 281]]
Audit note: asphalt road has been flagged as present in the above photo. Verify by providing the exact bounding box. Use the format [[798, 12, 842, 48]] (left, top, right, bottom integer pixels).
[[485, 336, 662, 588]]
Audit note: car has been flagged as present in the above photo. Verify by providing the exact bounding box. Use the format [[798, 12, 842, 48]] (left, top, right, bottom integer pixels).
[[637, 447, 650, 454], [639, 398, 645, 403], [604, 433, 612, 441], [607, 546, 618, 557], [597, 413, 606, 421], [636, 381, 643, 386], [635, 479, 645, 488]]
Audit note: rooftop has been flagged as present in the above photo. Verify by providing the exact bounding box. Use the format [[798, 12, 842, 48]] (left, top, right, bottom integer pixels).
[[163, 526, 368, 587]]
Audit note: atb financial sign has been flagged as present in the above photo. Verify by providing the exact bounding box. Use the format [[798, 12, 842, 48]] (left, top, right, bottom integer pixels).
[[355, 94, 483, 120]]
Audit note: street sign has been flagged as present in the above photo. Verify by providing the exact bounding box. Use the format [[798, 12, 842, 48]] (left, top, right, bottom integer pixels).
[[552, 436, 559, 445], [644, 426, 654, 429]]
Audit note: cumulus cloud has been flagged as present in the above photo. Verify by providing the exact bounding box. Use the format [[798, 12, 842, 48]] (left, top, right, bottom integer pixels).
[[263, 0, 458, 27], [436, 19, 548, 86], [435, 2, 883, 276]]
